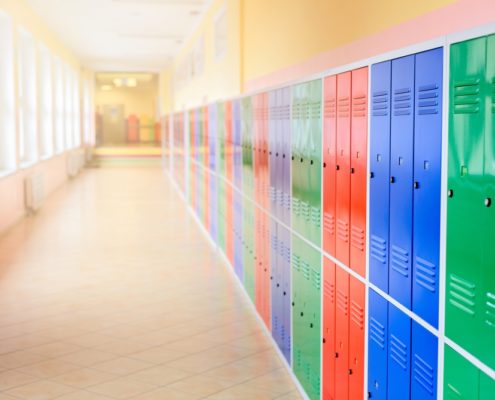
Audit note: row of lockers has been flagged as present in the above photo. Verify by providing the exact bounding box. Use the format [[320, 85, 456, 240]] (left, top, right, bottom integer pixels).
[[168, 32, 495, 400]]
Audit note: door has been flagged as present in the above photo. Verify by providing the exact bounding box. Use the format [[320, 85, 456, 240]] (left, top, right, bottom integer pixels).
[[322, 258, 336, 400], [335, 267, 349, 399], [348, 276, 365, 400], [102, 104, 126, 144], [368, 289, 388, 400], [444, 345, 480, 399], [411, 320, 437, 399]]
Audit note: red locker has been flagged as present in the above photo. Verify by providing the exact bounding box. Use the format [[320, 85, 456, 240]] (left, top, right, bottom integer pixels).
[[349, 275, 365, 400], [336, 72, 351, 266], [225, 102, 234, 265], [323, 257, 336, 400], [262, 93, 270, 208], [253, 94, 262, 204], [350, 68, 368, 277], [323, 75, 338, 257], [335, 266, 350, 400]]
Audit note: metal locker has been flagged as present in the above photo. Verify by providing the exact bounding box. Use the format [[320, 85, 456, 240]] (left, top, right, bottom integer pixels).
[[369, 61, 392, 292], [270, 220, 280, 349], [204, 107, 210, 230], [209, 172, 218, 242], [233, 99, 242, 190], [279, 224, 291, 363], [241, 97, 254, 199], [444, 345, 479, 399], [276, 89, 284, 221], [322, 257, 336, 400], [387, 303, 411, 400], [412, 48, 443, 328], [189, 110, 196, 209], [336, 72, 351, 265], [234, 189, 243, 282], [262, 93, 271, 209], [389, 55, 415, 309], [335, 267, 349, 400], [446, 37, 486, 359], [350, 67, 368, 277], [269, 90, 280, 218], [281, 86, 292, 226], [225, 102, 234, 265], [411, 320, 437, 399], [368, 289, 388, 400], [482, 33, 495, 371], [323, 74, 337, 257], [291, 83, 304, 236], [348, 275, 365, 400], [243, 198, 255, 302], [480, 371, 495, 400]]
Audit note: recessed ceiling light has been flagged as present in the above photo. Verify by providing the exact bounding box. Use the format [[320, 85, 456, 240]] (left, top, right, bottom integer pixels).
[[101, 85, 113, 91]]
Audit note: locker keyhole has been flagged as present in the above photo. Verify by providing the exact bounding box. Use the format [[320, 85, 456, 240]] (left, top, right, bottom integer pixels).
[[485, 198, 492, 208], [461, 165, 468, 176], [424, 160, 430, 170], [398, 157, 404, 166], [376, 154, 382, 162]]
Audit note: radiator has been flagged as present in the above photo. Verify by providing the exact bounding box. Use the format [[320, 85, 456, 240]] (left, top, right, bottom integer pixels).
[[25, 172, 44, 213], [67, 151, 85, 178]]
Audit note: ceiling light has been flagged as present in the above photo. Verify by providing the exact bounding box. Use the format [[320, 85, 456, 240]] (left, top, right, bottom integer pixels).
[[113, 78, 123, 87], [127, 78, 138, 87], [101, 85, 113, 91]]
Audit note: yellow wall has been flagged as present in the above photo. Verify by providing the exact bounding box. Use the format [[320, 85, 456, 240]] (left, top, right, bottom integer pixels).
[[242, 0, 456, 83], [158, 69, 172, 116], [170, 0, 241, 112]]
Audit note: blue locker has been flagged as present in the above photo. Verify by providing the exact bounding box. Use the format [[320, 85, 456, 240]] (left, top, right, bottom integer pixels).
[[412, 48, 443, 328], [370, 61, 392, 292], [389, 56, 415, 309], [233, 99, 242, 189], [282, 87, 291, 226], [276, 88, 284, 221], [269, 90, 280, 218], [278, 224, 291, 363], [368, 289, 388, 400], [411, 321, 437, 399], [270, 219, 280, 348], [388, 303, 412, 400]]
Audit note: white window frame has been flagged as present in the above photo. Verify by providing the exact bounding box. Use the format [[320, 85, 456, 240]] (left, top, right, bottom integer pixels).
[[39, 43, 54, 160], [54, 57, 65, 154]]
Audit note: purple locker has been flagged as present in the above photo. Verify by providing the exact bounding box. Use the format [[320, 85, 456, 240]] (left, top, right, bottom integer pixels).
[[195, 108, 202, 217], [233, 99, 242, 190], [279, 223, 291, 362], [269, 90, 280, 219], [281, 87, 291, 225], [208, 105, 218, 241]]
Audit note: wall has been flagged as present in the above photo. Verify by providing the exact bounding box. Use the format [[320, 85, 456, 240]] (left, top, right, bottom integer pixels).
[[0, 0, 86, 234]]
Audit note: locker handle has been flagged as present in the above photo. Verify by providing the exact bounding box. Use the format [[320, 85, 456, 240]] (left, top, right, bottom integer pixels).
[[335, 352, 339, 358], [270, 276, 273, 280], [283, 291, 287, 296], [351, 167, 355, 174], [300, 158, 303, 163], [448, 189, 454, 198], [292, 156, 294, 161], [276, 153, 279, 157], [414, 181, 420, 189], [300, 312, 304, 316], [292, 302, 295, 306], [269, 151, 272, 155], [323, 338, 326, 344], [277, 283, 280, 287], [310, 160, 314, 165], [349, 369, 353, 375], [336, 165, 340, 171], [485, 197, 492, 208], [323, 162, 327, 168], [370, 172, 374, 179], [283, 154, 286, 159], [310, 323, 313, 328], [390, 176, 395, 184]]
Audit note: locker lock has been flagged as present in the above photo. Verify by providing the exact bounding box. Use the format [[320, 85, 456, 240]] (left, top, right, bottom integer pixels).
[[336, 165, 340, 171], [310, 323, 313, 328], [292, 156, 295, 161], [276, 152, 279, 157], [270, 276, 273, 280], [283, 154, 286, 159], [277, 283, 280, 287], [292, 302, 295, 306], [300, 158, 304, 163], [300, 312, 304, 316], [335, 352, 339, 359], [283, 291, 287, 296], [370, 172, 374, 179], [390, 176, 395, 184], [269, 151, 272, 155], [351, 167, 355, 174], [323, 338, 326, 344], [323, 162, 327, 168], [349, 369, 353, 375], [485, 197, 492, 208], [414, 181, 420, 189], [448, 189, 454, 198], [310, 160, 314, 165]]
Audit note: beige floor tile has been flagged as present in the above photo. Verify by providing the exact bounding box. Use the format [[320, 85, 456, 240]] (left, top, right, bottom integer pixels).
[[55, 391, 113, 400], [56, 349, 117, 367], [244, 368, 298, 394], [273, 391, 305, 399], [92, 357, 153, 375], [129, 387, 202, 400], [87, 377, 156, 399], [28, 342, 82, 358], [203, 383, 278, 400], [0, 394, 20, 399], [0, 351, 46, 370], [125, 365, 192, 386], [5, 379, 76, 399], [18, 359, 80, 379], [167, 374, 236, 397], [0, 370, 39, 391], [51, 368, 117, 388], [93, 339, 155, 357]]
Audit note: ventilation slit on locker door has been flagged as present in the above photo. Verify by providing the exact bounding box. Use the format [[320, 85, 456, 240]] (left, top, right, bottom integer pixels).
[[369, 317, 385, 349], [352, 94, 367, 117], [351, 225, 365, 252], [350, 300, 364, 329], [414, 256, 437, 292], [413, 354, 435, 395], [338, 96, 350, 117], [448, 274, 476, 315], [391, 245, 410, 277], [390, 334, 408, 370], [372, 90, 389, 116], [324, 279, 335, 303], [484, 292, 495, 328], [336, 288, 349, 315], [417, 84, 439, 115], [370, 235, 387, 264], [453, 78, 480, 114], [337, 219, 350, 243], [324, 97, 336, 118], [323, 212, 335, 236], [393, 88, 412, 116]]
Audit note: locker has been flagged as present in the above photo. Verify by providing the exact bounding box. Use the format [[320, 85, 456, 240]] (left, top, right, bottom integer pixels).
[[350, 67, 368, 277], [335, 267, 349, 400], [368, 289, 388, 400], [444, 345, 479, 399], [348, 276, 365, 400], [189, 110, 196, 208], [291, 83, 305, 236], [280, 224, 291, 363], [412, 48, 443, 327], [411, 321, 437, 399], [389, 55, 415, 309], [480, 371, 495, 400], [243, 198, 255, 302], [269, 90, 280, 218], [262, 93, 270, 209], [234, 190, 243, 282], [233, 99, 242, 189], [203, 107, 210, 230], [323, 75, 337, 257], [322, 257, 336, 400], [446, 37, 486, 360], [281, 87, 291, 226], [225, 102, 234, 265], [387, 303, 411, 400], [336, 72, 351, 265], [369, 61, 392, 292], [271, 219, 280, 347]]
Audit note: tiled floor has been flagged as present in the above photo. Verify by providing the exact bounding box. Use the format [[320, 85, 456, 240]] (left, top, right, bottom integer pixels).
[[0, 167, 302, 399]]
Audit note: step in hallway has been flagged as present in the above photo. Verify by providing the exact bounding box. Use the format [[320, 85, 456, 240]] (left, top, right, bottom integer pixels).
[[0, 166, 301, 400]]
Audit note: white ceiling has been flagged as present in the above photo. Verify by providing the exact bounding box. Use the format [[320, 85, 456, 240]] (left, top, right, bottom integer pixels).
[[26, 0, 208, 72]]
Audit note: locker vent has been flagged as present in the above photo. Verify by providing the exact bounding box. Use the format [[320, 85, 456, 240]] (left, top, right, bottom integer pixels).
[[352, 94, 367, 117], [301, 260, 311, 281], [414, 256, 437, 293], [284, 191, 291, 212], [413, 354, 435, 395], [446, 383, 463, 399], [338, 96, 350, 117], [337, 218, 350, 243], [269, 185, 276, 204], [312, 268, 321, 290], [302, 201, 310, 222], [271, 234, 278, 253], [292, 197, 301, 217], [311, 206, 321, 228], [391, 245, 410, 277], [323, 279, 335, 302], [417, 84, 440, 115], [311, 100, 322, 121], [369, 317, 386, 349], [350, 300, 364, 329], [336, 289, 349, 315], [372, 90, 389, 117], [324, 97, 337, 119], [492, 78, 495, 113], [292, 254, 301, 272], [448, 274, 476, 316], [393, 88, 412, 116], [295, 347, 302, 368], [485, 291, 495, 328], [389, 334, 408, 370], [453, 79, 480, 114], [351, 225, 365, 252], [323, 212, 336, 237], [370, 235, 387, 264], [281, 103, 290, 120]]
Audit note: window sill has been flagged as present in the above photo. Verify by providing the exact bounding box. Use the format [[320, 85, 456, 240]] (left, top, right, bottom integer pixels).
[[0, 168, 16, 180], [19, 160, 37, 170]]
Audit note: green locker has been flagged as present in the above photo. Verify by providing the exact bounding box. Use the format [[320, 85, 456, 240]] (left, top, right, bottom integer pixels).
[[242, 97, 254, 199], [480, 371, 495, 400], [444, 345, 480, 399], [446, 36, 486, 359], [291, 83, 304, 237], [243, 198, 255, 302], [292, 235, 321, 400], [218, 102, 226, 177]]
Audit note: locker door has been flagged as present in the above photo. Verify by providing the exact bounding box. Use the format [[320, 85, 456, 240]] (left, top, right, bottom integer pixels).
[[335, 267, 349, 400], [280, 225, 291, 363], [481, 33, 495, 371], [350, 67, 368, 277], [389, 55, 415, 309], [368, 289, 388, 400], [270, 220, 280, 348], [336, 72, 351, 265], [282, 86, 292, 226], [323, 75, 337, 257], [291, 84, 303, 235], [480, 371, 495, 400], [444, 345, 480, 399], [204, 108, 210, 229], [269, 90, 278, 216], [446, 37, 486, 358], [322, 258, 336, 400], [369, 61, 392, 292], [387, 303, 411, 400], [412, 48, 443, 328], [348, 275, 365, 400], [411, 320, 437, 399]]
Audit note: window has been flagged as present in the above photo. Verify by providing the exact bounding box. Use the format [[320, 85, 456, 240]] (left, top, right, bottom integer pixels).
[[54, 57, 64, 153], [18, 28, 37, 166], [72, 71, 81, 147], [39, 44, 53, 159], [64, 64, 73, 149], [214, 5, 228, 62], [0, 12, 15, 174], [82, 78, 93, 145]]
